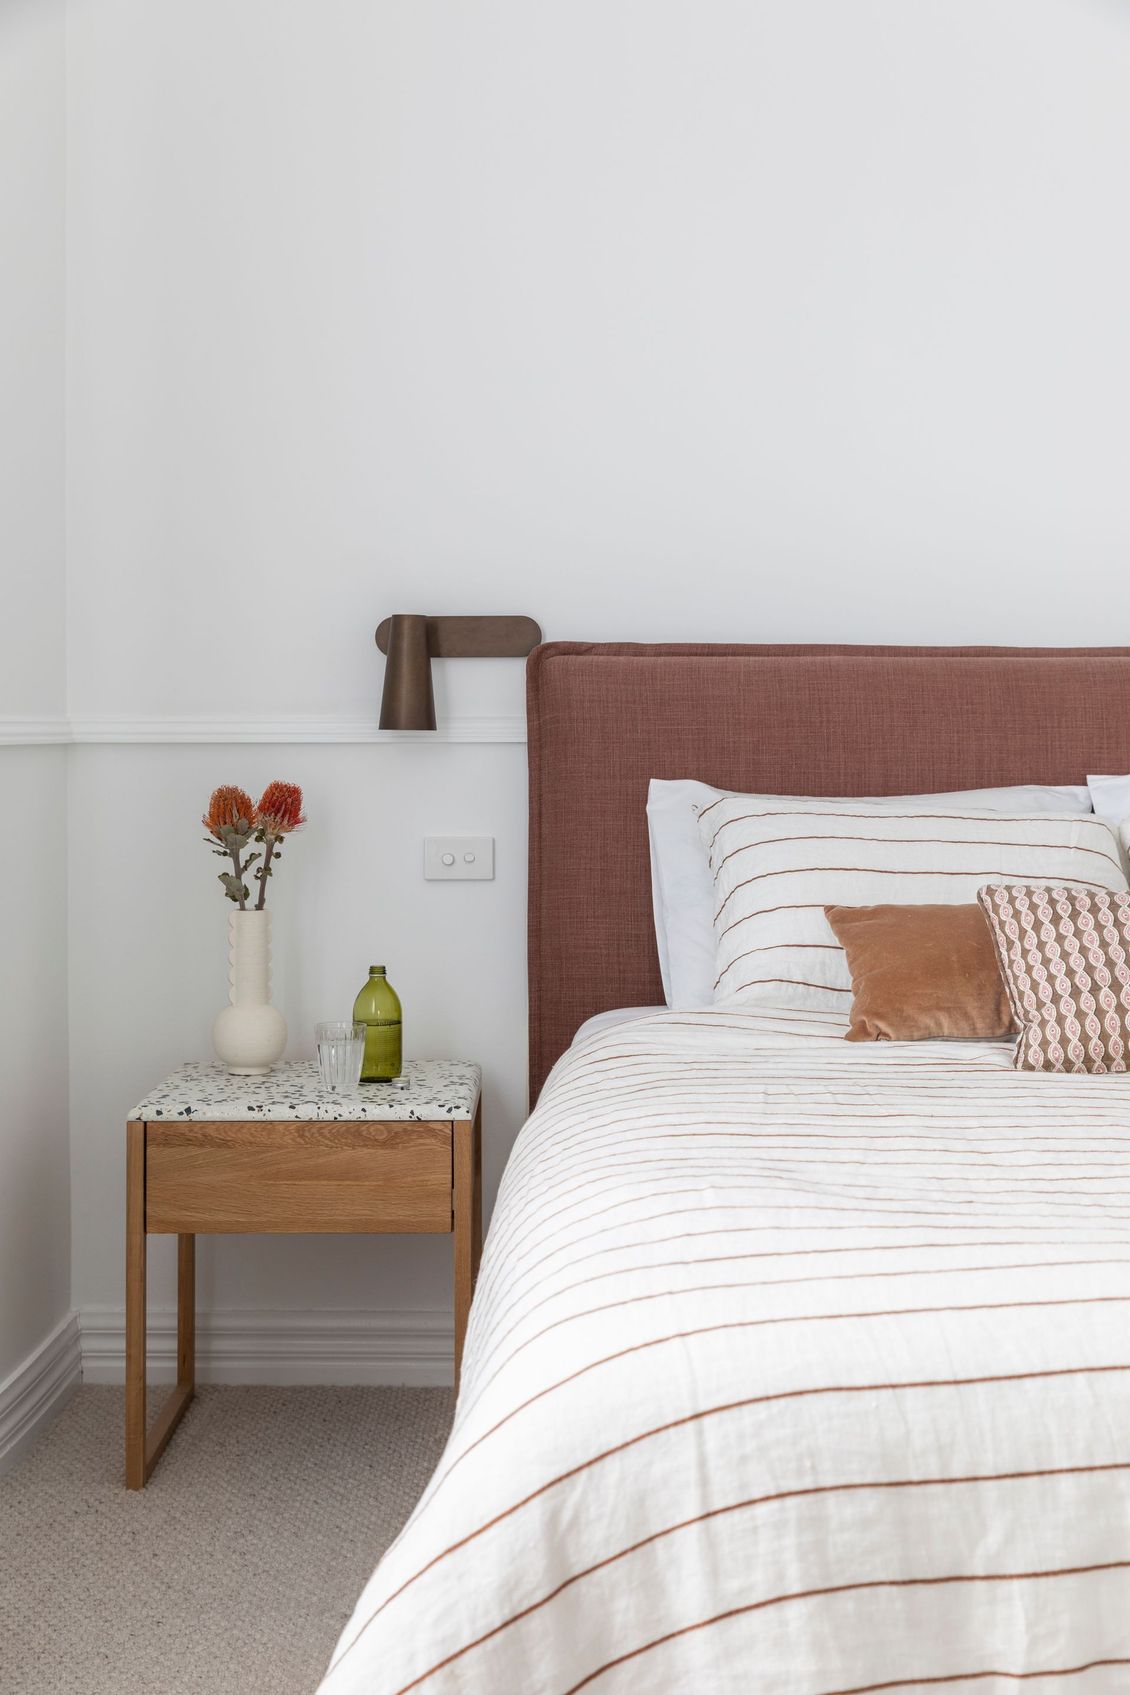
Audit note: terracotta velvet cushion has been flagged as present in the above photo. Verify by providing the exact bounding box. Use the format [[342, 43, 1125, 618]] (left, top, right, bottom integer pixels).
[[978, 884, 1130, 1072], [824, 902, 1014, 1042]]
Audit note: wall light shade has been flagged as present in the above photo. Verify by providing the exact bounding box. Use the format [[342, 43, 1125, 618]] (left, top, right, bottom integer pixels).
[[376, 615, 542, 730], [379, 614, 436, 730]]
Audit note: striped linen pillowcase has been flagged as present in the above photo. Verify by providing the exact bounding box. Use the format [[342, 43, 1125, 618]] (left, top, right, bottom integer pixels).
[[695, 801, 1127, 1013], [978, 883, 1130, 1072]]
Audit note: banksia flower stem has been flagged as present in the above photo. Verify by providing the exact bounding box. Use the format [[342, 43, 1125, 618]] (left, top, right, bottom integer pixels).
[[254, 838, 275, 911], [230, 844, 248, 910], [201, 781, 304, 910], [202, 784, 258, 909], [252, 781, 305, 910]]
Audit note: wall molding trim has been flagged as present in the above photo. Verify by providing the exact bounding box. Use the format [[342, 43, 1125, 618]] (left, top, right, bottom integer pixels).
[[80, 1305, 455, 1388], [0, 1313, 82, 1473], [0, 716, 72, 745], [72, 713, 527, 744], [1, 715, 526, 745]]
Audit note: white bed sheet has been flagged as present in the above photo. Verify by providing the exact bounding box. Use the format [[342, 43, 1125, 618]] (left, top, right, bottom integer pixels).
[[571, 1007, 667, 1043], [321, 1008, 1130, 1694]]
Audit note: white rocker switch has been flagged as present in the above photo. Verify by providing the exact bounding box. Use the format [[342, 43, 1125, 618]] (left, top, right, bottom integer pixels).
[[424, 836, 495, 881]]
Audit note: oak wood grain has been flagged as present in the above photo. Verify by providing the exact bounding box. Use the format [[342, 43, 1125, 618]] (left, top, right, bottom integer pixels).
[[177, 1234, 195, 1392], [146, 1121, 453, 1234], [127, 1094, 480, 1485], [453, 1100, 483, 1385], [147, 1120, 447, 1150], [143, 1382, 194, 1480]]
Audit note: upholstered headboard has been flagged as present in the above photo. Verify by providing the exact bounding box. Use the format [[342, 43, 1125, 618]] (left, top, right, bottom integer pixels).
[[526, 641, 1130, 1101]]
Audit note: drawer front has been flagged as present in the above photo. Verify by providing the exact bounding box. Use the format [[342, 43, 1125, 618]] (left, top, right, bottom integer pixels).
[[145, 1121, 453, 1233]]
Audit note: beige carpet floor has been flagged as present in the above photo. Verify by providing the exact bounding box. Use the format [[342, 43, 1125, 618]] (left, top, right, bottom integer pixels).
[[0, 1385, 453, 1695]]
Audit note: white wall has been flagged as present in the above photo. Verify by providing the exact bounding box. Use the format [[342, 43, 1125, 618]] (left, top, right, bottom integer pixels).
[[0, 750, 69, 1384], [66, 0, 1130, 714], [0, 0, 69, 1385], [62, 1, 1130, 1371]]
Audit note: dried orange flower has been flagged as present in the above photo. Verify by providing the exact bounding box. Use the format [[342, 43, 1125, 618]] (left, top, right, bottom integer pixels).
[[257, 781, 306, 837], [202, 785, 257, 839], [201, 785, 259, 910], [201, 781, 306, 912]]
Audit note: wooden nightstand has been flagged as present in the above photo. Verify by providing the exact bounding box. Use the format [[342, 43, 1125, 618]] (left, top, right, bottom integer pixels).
[[124, 1059, 481, 1489]]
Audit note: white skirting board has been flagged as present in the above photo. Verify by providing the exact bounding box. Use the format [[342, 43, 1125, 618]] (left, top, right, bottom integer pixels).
[[79, 1306, 456, 1387], [0, 1313, 82, 1474], [0, 1308, 453, 1472]]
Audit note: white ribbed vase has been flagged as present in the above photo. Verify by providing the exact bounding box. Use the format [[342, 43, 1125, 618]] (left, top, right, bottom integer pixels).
[[212, 910, 287, 1075]]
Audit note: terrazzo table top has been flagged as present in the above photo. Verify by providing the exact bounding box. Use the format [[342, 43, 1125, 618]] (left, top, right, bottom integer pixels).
[[130, 1059, 481, 1122]]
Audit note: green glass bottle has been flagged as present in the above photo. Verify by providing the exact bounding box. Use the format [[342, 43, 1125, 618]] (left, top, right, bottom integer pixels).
[[353, 965, 402, 1082]]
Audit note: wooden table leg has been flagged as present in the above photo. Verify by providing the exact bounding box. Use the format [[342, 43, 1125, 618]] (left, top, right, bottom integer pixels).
[[471, 1097, 483, 1272], [125, 1123, 196, 1489], [178, 1234, 195, 1394], [125, 1121, 147, 1488], [453, 1100, 483, 1390]]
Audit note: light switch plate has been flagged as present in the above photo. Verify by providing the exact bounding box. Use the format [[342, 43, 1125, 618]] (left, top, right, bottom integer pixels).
[[424, 835, 495, 881]]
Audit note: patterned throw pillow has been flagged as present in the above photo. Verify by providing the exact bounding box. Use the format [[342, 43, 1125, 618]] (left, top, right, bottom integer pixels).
[[977, 884, 1130, 1073]]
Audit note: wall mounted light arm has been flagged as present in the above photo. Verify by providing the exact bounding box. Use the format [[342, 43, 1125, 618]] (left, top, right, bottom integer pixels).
[[376, 615, 542, 730]]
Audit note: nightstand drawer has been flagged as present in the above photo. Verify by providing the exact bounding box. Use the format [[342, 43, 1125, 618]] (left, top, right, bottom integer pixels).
[[145, 1121, 453, 1234]]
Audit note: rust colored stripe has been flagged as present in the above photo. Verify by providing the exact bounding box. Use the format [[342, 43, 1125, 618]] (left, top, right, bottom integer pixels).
[[560, 1565, 1130, 1695], [716, 941, 845, 988], [485, 1214, 1130, 1320], [701, 804, 1113, 849], [493, 1194, 1130, 1259], [812, 1659, 1130, 1695], [388, 1466, 1130, 1695], [498, 1142, 1127, 1217], [721, 939, 843, 959], [455, 1294, 1130, 1454], [483, 1226, 1130, 1343], [714, 834, 1123, 877], [715, 899, 841, 938], [488, 1197, 1130, 1288], [507, 1130, 1130, 1179], [494, 1189, 1130, 1293], [473, 1259, 1130, 1393], [339, 1361, 1130, 1658], [508, 1125, 1130, 1180], [334, 1398, 1130, 1675], [494, 1191, 1130, 1267], [503, 1120, 1130, 1200], [715, 869, 1113, 925], [492, 1164, 1130, 1228], [481, 1230, 1130, 1333]]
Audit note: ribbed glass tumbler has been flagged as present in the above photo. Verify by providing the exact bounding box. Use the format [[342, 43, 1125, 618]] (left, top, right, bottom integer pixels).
[[315, 1021, 366, 1093]]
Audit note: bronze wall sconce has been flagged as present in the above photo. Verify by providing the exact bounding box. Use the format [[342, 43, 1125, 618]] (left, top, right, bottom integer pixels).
[[376, 615, 542, 730]]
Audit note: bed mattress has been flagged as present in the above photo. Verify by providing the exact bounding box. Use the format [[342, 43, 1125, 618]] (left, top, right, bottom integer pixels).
[[320, 1008, 1130, 1694]]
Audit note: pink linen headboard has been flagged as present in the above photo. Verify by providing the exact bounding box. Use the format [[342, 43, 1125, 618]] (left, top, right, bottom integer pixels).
[[526, 641, 1130, 1102]]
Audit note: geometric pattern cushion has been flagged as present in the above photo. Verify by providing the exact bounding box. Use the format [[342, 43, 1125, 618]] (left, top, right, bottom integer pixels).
[[977, 883, 1130, 1072]]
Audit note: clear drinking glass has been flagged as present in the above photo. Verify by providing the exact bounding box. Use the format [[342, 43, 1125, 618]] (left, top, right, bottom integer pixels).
[[315, 1021, 366, 1093]]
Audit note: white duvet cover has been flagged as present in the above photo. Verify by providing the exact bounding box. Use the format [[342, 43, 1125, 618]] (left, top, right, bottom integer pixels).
[[320, 1010, 1130, 1695]]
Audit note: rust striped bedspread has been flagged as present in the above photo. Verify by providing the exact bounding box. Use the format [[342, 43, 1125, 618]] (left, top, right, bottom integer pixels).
[[320, 1009, 1130, 1694]]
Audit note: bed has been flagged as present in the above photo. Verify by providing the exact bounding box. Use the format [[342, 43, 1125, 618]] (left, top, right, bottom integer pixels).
[[320, 644, 1130, 1694]]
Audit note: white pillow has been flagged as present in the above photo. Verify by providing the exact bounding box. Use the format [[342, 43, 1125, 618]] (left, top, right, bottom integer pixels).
[[1088, 774, 1130, 827], [1088, 775, 1130, 877], [649, 778, 1093, 1009], [697, 801, 1124, 1013]]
